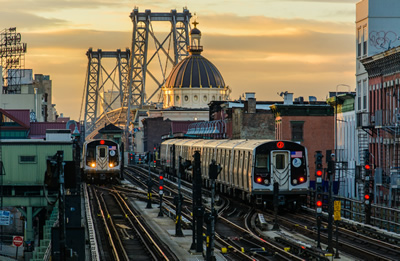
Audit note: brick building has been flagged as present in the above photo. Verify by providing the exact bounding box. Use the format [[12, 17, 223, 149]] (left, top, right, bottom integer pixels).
[[361, 46, 400, 207], [270, 94, 334, 182]]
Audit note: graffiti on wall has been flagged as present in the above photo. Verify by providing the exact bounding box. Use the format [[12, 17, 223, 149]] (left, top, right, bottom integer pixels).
[[369, 31, 400, 51]]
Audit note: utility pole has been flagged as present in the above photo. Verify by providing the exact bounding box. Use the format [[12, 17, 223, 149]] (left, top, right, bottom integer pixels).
[[158, 172, 164, 217], [146, 152, 153, 209], [272, 182, 280, 231], [190, 151, 203, 254], [176, 157, 190, 237], [327, 153, 335, 254], [205, 160, 222, 261], [315, 151, 323, 249]]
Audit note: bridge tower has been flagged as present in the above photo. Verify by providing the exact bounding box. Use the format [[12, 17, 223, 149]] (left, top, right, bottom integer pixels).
[[83, 8, 192, 139], [125, 8, 192, 130], [83, 48, 130, 136]]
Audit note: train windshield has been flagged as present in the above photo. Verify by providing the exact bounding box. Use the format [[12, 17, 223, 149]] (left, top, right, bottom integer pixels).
[[99, 148, 106, 157], [255, 154, 269, 171], [87, 148, 95, 161]]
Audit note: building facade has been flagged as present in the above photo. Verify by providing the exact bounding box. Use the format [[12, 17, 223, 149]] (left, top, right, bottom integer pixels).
[[355, 0, 400, 202], [270, 94, 334, 181], [0, 72, 57, 122], [361, 47, 400, 207], [328, 93, 358, 199]]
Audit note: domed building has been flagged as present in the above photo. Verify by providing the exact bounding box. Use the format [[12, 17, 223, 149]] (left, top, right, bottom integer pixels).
[[140, 22, 230, 153], [162, 21, 229, 109]]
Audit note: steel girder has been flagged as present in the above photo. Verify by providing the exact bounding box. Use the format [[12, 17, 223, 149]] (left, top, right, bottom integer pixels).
[[84, 48, 130, 137], [125, 8, 192, 130]]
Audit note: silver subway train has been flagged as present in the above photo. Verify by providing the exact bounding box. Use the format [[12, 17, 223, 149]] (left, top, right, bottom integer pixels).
[[81, 139, 122, 183], [160, 139, 309, 207]]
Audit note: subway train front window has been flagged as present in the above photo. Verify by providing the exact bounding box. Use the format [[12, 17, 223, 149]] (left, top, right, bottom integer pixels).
[[255, 154, 269, 170], [275, 154, 286, 169]]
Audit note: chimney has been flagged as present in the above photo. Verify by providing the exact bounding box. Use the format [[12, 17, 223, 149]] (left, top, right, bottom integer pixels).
[[284, 93, 293, 105], [245, 92, 255, 100], [244, 93, 256, 113]]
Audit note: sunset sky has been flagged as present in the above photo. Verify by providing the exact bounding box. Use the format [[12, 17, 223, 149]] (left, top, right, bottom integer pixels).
[[0, 0, 359, 120]]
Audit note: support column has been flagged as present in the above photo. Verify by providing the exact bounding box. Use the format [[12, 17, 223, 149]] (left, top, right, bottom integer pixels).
[[25, 206, 34, 243]]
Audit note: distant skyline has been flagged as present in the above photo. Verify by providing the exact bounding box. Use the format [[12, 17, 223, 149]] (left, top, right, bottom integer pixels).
[[0, 0, 359, 120]]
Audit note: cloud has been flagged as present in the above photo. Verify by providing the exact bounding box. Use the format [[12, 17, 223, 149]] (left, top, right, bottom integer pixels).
[[0, 11, 69, 30], [0, 0, 123, 11], [3, 7, 356, 119], [281, 0, 358, 3], [196, 13, 354, 35]]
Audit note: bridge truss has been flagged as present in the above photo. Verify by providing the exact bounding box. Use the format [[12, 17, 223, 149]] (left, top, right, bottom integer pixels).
[[83, 8, 192, 139]]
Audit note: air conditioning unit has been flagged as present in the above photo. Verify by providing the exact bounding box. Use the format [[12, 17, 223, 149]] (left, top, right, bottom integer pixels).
[[370, 115, 375, 123]]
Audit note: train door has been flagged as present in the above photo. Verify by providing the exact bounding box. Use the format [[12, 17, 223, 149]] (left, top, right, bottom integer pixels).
[[233, 150, 239, 188], [238, 150, 244, 189], [271, 151, 290, 191], [243, 151, 249, 191], [96, 145, 109, 170]]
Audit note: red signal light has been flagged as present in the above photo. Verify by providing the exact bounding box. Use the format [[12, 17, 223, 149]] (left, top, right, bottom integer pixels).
[[159, 176, 164, 180], [364, 194, 370, 200], [277, 141, 284, 149], [316, 170, 323, 177], [316, 201, 322, 207], [159, 185, 163, 190], [365, 164, 371, 170], [100, 140, 105, 145], [299, 177, 305, 183], [256, 177, 262, 183]]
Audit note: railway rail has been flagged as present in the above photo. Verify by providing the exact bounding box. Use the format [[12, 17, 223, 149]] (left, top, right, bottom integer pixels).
[[87, 182, 179, 260], [105, 165, 400, 260]]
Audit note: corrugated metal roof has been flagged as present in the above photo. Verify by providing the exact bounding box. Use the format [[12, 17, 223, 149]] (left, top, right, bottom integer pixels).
[[5, 109, 30, 127]]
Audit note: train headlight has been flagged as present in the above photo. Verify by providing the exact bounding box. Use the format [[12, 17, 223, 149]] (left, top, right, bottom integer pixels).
[[293, 179, 298, 184], [256, 177, 262, 183], [299, 177, 305, 183], [264, 179, 269, 185], [109, 163, 114, 168], [91, 162, 96, 168]]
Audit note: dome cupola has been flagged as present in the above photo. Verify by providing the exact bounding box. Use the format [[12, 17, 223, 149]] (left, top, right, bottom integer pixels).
[[188, 20, 203, 54], [162, 21, 229, 109]]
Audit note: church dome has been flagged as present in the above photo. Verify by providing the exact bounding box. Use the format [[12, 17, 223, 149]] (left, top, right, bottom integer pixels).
[[164, 54, 226, 88]]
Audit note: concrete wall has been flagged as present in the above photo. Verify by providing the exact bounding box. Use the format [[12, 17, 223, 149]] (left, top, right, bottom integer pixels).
[[231, 108, 275, 140]]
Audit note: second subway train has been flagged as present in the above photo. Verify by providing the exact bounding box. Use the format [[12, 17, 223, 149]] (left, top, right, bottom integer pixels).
[[160, 139, 309, 207], [81, 139, 122, 183]]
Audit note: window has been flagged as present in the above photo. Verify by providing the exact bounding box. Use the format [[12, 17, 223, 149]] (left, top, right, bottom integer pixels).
[[363, 80, 367, 110], [255, 154, 268, 169], [291, 121, 304, 141], [99, 148, 106, 157], [363, 27, 367, 55], [358, 28, 362, 57], [19, 156, 36, 163], [275, 154, 285, 169], [357, 81, 361, 110]]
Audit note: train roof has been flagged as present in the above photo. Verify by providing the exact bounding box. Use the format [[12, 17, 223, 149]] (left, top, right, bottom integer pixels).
[[83, 139, 118, 145], [162, 139, 299, 151]]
